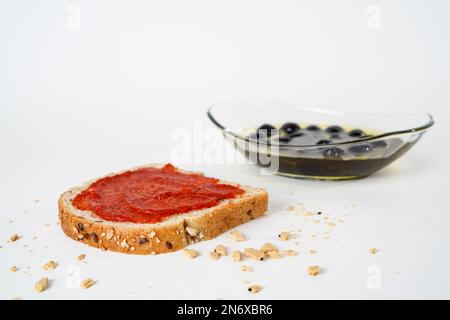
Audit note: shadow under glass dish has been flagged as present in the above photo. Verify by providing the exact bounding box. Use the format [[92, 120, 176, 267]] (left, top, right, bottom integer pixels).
[[207, 99, 434, 180]]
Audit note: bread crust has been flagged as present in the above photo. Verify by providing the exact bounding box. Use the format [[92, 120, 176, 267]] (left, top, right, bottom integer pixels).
[[58, 165, 268, 255]]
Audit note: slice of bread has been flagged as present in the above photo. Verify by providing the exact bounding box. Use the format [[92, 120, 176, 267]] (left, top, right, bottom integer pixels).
[[58, 164, 268, 255]]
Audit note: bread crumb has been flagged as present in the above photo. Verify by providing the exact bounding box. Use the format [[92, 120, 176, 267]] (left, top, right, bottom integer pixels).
[[43, 260, 57, 270], [261, 243, 281, 259], [286, 205, 295, 211], [35, 277, 49, 292], [209, 251, 220, 260], [214, 245, 227, 256], [9, 234, 20, 242], [10, 266, 18, 272], [80, 278, 95, 289], [232, 250, 242, 262], [244, 248, 264, 261], [369, 248, 378, 255], [241, 265, 252, 272], [283, 250, 297, 257], [308, 265, 320, 276], [278, 232, 291, 241], [182, 248, 198, 259], [77, 254, 86, 261], [229, 230, 245, 242], [248, 285, 262, 294], [309, 249, 317, 254]]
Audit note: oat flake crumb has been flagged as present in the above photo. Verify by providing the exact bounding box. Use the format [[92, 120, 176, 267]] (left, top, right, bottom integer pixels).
[[43, 260, 57, 270], [9, 234, 20, 242], [77, 254, 86, 261], [241, 265, 252, 272], [244, 248, 265, 261], [369, 248, 378, 255], [10, 266, 18, 272], [248, 285, 262, 294], [308, 265, 320, 276], [229, 230, 245, 242], [214, 245, 228, 256], [182, 248, 198, 259], [232, 250, 242, 262], [283, 250, 297, 257], [35, 277, 49, 292], [81, 278, 95, 289], [278, 232, 291, 241], [209, 251, 220, 260]]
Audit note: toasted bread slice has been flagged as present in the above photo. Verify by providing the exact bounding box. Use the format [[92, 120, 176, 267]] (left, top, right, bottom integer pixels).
[[58, 164, 268, 255]]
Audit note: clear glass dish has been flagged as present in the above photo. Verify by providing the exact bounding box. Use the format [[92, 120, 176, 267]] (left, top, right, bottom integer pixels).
[[207, 99, 434, 180]]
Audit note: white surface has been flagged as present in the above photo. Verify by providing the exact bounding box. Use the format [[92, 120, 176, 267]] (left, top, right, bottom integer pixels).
[[1, 0, 450, 299]]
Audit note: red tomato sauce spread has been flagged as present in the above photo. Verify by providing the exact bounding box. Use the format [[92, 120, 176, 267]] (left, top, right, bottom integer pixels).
[[72, 164, 245, 223]]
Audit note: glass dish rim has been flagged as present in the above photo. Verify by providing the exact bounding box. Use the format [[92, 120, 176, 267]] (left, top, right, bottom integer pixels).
[[207, 102, 435, 148]]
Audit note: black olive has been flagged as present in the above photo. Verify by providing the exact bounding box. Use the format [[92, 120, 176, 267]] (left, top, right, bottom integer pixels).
[[306, 124, 320, 131], [348, 144, 373, 154], [280, 122, 300, 134], [322, 147, 345, 158], [326, 125, 343, 133], [371, 140, 388, 148], [348, 129, 365, 137], [316, 139, 332, 145], [257, 124, 276, 137]]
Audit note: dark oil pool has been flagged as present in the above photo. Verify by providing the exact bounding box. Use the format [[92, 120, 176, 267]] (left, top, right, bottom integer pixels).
[[239, 122, 416, 180]]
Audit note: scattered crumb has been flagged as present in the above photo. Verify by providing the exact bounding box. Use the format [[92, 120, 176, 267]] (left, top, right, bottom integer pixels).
[[10, 266, 18, 272], [77, 254, 86, 261], [213, 245, 228, 256], [286, 205, 295, 211], [308, 265, 320, 276], [232, 250, 242, 262], [248, 285, 262, 294], [43, 260, 57, 271], [33, 199, 40, 203], [309, 249, 317, 254], [244, 248, 265, 261], [229, 230, 245, 242], [261, 243, 281, 259], [278, 232, 291, 241], [369, 248, 378, 255], [35, 277, 49, 292], [209, 251, 220, 260], [181, 248, 198, 259], [9, 234, 20, 242], [241, 265, 252, 272], [32, 236, 38, 240], [80, 278, 95, 289], [283, 250, 297, 257]]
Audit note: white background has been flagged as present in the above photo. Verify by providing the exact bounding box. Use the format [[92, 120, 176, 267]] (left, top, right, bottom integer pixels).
[[1, 0, 449, 300]]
